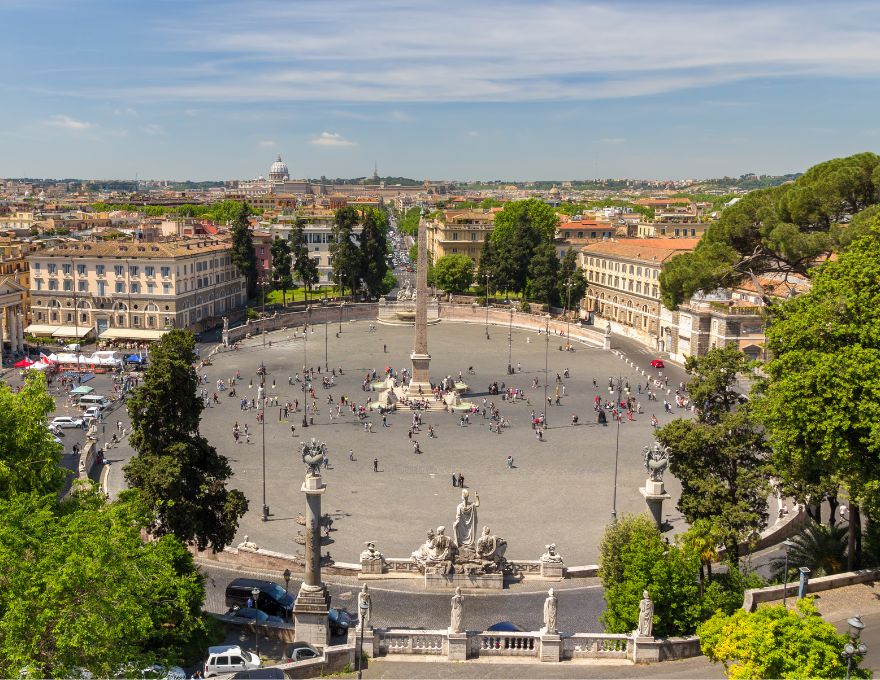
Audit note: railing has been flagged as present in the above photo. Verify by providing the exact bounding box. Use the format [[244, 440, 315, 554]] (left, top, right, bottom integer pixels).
[[381, 629, 446, 655], [384, 558, 422, 574], [563, 633, 631, 659], [476, 632, 538, 656]]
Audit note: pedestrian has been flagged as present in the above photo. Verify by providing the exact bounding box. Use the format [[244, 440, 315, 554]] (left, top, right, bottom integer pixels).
[[290, 424, 296, 437], [458, 473, 464, 488], [506, 455, 513, 469], [349, 448, 355, 461], [373, 458, 379, 472], [412, 441, 420, 454], [382, 414, 388, 427], [452, 473, 457, 487], [324, 455, 330, 469], [383, 344, 387, 353], [117, 420, 122, 432]]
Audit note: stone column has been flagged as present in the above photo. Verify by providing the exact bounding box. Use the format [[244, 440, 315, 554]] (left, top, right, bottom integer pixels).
[[640, 478, 671, 530], [292, 471, 331, 648], [0, 307, 5, 367], [409, 212, 431, 394], [17, 308, 24, 353], [9, 309, 19, 353]]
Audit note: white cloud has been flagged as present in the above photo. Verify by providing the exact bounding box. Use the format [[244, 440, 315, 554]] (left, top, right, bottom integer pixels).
[[310, 131, 355, 147], [142, 124, 165, 135], [127, 1, 880, 104], [257, 139, 275, 148], [44, 114, 93, 131], [600, 137, 626, 144], [390, 110, 411, 122], [467, 131, 479, 138]]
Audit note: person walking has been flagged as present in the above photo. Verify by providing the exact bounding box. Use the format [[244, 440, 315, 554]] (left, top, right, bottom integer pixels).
[[349, 448, 355, 461], [373, 458, 379, 472], [506, 455, 514, 469], [457, 472, 464, 488], [452, 473, 457, 487]]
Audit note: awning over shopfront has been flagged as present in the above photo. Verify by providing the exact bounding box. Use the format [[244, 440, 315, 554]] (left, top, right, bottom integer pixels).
[[23, 324, 59, 336], [98, 328, 169, 341], [70, 385, 94, 395], [51, 326, 93, 339]]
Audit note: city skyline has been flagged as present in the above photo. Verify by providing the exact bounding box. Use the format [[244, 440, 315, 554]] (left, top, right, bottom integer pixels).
[[2, 0, 879, 180]]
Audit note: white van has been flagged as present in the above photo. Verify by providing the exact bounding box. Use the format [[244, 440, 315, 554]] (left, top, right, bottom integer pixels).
[[78, 394, 111, 410], [202, 645, 261, 677]]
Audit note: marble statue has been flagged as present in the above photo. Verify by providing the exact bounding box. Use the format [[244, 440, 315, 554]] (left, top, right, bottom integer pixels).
[[475, 526, 507, 572], [358, 584, 372, 627], [450, 587, 464, 633], [605, 322, 612, 337], [638, 590, 654, 637], [223, 316, 229, 332], [411, 528, 436, 566], [541, 543, 563, 563], [543, 588, 558, 635], [360, 541, 383, 562], [643, 442, 670, 482], [237, 535, 259, 551], [432, 525, 457, 573], [453, 489, 480, 547]]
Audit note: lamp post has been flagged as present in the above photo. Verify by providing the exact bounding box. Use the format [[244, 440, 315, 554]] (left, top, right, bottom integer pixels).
[[507, 305, 513, 375], [260, 280, 269, 347], [357, 598, 369, 679], [251, 587, 261, 656], [260, 375, 269, 522], [338, 301, 343, 335], [324, 315, 329, 372], [564, 279, 573, 350], [484, 274, 491, 340], [543, 314, 550, 427], [782, 538, 795, 607], [842, 616, 868, 680], [302, 308, 309, 428], [610, 376, 625, 521]]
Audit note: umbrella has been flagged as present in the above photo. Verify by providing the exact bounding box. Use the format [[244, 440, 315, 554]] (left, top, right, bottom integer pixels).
[[13, 358, 34, 368], [70, 385, 94, 395]]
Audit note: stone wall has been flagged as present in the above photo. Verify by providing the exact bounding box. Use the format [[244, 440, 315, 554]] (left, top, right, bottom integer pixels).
[[225, 303, 379, 344], [742, 568, 880, 612]]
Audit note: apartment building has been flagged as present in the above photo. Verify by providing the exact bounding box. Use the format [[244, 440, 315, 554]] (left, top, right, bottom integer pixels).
[[26, 239, 245, 341], [425, 209, 498, 265]]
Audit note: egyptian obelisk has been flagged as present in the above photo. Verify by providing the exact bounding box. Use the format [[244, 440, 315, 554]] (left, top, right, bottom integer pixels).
[[409, 210, 432, 394]]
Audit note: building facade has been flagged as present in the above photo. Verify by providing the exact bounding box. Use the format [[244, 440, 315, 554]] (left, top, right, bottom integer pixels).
[[425, 209, 497, 265], [26, 239, 245, 341]]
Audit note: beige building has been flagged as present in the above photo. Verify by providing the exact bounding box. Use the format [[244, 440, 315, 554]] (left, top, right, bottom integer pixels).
[[26, 238, 245, 341], [425, 209, 497, 265]]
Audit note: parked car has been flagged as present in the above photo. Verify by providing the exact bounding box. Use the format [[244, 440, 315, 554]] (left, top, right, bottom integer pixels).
[[486, 621, 525, 632], [225, 578, 293, 620], [51, 416, 85, 429], [83, 406, 105, 424], [328, 607, 351, 637], [281, 642, 321, 663], [203, 645, 260, 678], [650, 359, 665, 369], [224, 606, 285, 626]]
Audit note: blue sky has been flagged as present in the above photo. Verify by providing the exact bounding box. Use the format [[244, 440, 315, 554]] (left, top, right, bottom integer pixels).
[[1, 0, 879, 181]]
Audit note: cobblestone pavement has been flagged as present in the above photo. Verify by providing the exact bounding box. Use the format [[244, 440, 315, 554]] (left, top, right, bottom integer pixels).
[[159, 320, 693, 566]]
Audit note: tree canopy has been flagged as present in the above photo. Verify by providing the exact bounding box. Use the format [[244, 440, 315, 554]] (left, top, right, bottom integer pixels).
[[329, 206, 363, 297], [359, 208, 390, 299], [491, 198, 559, 246], [230, 202, 258, 299], [699, 599, 869, 679], [125, 330, 247, 551], [660, 152, 880, 309], [0, 490, 214, 678], [527, 240, 560, 306], [432, 254, 475, 294], [270, 237, 293, 306], [0, 374, 64, 497]]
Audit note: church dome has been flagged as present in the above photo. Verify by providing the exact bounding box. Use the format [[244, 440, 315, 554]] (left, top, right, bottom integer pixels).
[[269, 154, 289, 181]]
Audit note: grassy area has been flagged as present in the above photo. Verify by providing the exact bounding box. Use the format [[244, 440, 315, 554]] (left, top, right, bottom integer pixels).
[[257, 287, 342, 306]]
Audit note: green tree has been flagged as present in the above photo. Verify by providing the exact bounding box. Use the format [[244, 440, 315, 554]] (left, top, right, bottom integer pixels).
[[494, 212, 538, 297], [125, 330, 247, 551], [0, 490, 215, 678], [698, 599, 869, 679], [378, 269, 398, 296], [491, 198, 560, 246], [660, 152, 880, 309], [329, 206, 363, 297], [558, 248, 587, 312], [657, 348, 772, 560], [527, 240, 560, 306], [476, 234, 496, 291], [770, 522, 848, 580], [230, 202, 258, 299], [0, 374, 64, 497], [433, 254, 475, 294], [270, 237, 293, 306], [598, 514, 703, 637], [757, 227, 880, 568], [290, 218, 317, 302], [358, 208, 390, 299]]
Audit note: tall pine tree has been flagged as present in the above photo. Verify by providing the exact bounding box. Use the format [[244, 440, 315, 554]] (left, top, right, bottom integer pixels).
[[359, 208, 389, 299], [329, 206, 363, 297], [230, 202, 258, 299], [270, 237, 293, 306]]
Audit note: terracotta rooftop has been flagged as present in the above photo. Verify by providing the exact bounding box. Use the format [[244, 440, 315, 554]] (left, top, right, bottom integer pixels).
[[582, 238, 699, 263], [31, 238, 233, 259]]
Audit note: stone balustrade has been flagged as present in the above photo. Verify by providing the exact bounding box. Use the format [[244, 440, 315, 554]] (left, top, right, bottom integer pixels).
[[379, 629, 447, 655], [475, 631, 538, 655], [563, 633, 631, 659]]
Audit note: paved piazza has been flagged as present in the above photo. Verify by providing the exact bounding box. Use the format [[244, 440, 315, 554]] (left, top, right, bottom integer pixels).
[[199, 319, 688, 566]]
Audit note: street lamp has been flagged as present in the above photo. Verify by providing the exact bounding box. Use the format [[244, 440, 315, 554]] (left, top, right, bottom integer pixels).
[[338, 301, 343, 335], [302, 308, 309, 428], [260, 376, 269, 522], [324, 314, 329, 372], [842, 616, 868, 680], [564, 279, 573, 351], [543, 314, 550, 428], [610, 376, 625, 521], [357, 598, 369, 679], [484, 274, 491, 340], [782, 538, 796, 607], [507, 306, 514, 375], [260, 280, 269, 347], [251, 587, 261, 656]]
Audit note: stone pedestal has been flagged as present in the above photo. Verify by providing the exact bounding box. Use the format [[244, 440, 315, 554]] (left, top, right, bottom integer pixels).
[[348, 627, 377, 658], [361, 558, 385, 575], [603, 334, 611, 350], [409, 353, 432, 395], [447, 631, 468, 661], [540, 634, 562, 662], [640, 479, 671, 530], [632, 635, 660, 663], [424, 572, 503, 590], [540, 561, 565, 580], [293, 471, 330, 648]]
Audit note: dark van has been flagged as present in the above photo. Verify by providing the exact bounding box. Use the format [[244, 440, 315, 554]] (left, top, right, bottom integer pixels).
[[225, 578, 294, 620]]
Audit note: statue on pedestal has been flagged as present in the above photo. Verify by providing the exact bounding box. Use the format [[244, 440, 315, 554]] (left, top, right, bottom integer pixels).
[[643, 442, 670, 482], [300, 438, 326, 477], [541, 543, 563, 563], [543, 588, 558, 635], [360, 541, 383, 562], [475, 526, 508, 573], [453, 489, 480, 547], [638, 590, 654, 637], [358, 584, 372, 628], [449, 587, 464, 633]]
